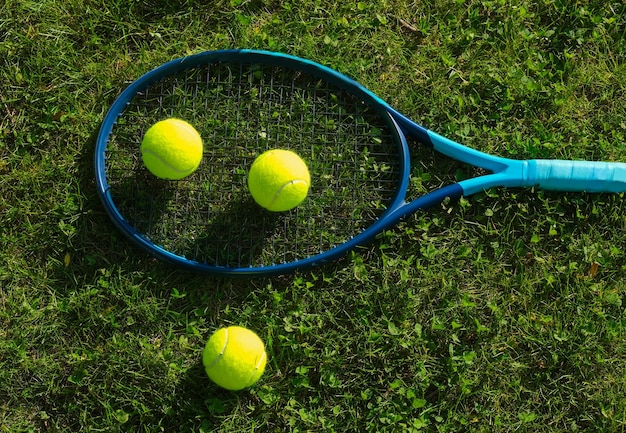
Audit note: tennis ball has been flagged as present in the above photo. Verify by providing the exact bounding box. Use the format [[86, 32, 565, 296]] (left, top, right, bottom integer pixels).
[[247, 149, 310, 212], [140, 118, 203, 180], [202, 326, 267, 391]]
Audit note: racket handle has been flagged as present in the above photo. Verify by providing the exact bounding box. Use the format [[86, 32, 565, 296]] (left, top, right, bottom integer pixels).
[[527, 159, 626, 193]]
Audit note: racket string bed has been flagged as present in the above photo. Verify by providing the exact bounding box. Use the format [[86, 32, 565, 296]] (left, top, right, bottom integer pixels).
[[103, 58, 403, 269]]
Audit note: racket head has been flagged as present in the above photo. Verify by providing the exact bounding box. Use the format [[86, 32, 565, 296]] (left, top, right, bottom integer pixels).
[[95, 50, 414, 275]]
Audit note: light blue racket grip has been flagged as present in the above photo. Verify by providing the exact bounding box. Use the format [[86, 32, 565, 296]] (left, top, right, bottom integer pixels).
[[525, 159, 626, 193]]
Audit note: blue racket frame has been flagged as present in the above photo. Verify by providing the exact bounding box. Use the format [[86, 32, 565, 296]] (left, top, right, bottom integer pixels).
[[95, 49, 626, 276]]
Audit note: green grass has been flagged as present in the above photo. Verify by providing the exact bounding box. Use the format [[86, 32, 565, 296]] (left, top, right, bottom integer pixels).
[[2, 0, 626, 431]]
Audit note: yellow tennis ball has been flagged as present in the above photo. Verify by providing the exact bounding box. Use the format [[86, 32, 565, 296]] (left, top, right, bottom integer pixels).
[[202, 326, 267, 391], [140, 118, 203, 180], [248, 149, 311, 212]]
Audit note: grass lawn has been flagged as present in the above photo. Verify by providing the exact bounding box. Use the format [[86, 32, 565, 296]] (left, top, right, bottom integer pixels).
[[2, 0, 626, 431]]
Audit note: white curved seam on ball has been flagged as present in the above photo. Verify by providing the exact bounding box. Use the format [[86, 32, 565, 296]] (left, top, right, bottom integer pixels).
[[141, 148, 195, 174], [268, 179, 310, 207], [206, 328, 228, 370], [244, 351, 267, 387], [174, 120, 199, 137]]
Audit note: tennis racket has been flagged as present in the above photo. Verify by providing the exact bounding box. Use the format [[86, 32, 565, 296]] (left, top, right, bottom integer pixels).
[[95, 49, 626, 276]]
